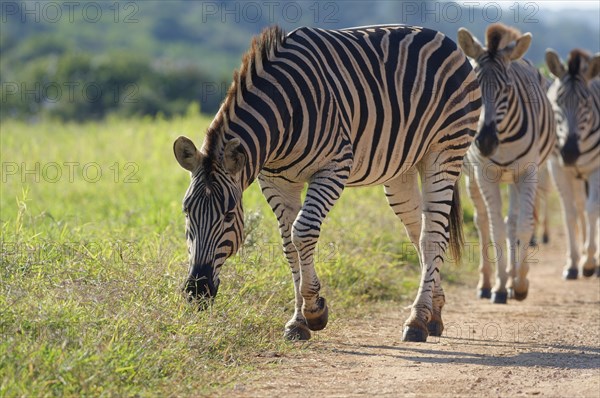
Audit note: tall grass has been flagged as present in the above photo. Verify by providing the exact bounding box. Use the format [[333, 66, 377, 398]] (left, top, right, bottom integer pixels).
[[1, 113, 482, 396]]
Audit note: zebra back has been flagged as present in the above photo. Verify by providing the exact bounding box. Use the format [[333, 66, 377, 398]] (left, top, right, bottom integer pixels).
[[199, 25, 481, 189]]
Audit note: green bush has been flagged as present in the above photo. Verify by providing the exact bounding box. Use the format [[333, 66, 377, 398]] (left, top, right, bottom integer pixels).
[[1, 46, 224, 121]]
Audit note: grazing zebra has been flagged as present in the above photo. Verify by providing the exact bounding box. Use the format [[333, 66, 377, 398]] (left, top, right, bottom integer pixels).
[[458, 23, 556, 303], [173, 25, 481, 342], [545, 49, 600, 279]]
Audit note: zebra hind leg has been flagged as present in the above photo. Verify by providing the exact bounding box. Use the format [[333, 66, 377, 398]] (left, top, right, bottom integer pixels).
[[402, 155, 463, 342], [384, 169, 449, 339]]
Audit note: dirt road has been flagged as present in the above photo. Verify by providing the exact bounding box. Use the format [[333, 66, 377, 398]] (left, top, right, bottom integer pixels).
[[228, 230, 600, 398]]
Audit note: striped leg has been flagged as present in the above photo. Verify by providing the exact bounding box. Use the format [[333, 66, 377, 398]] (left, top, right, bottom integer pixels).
[[540, 165, 551, 244], [581, 169, 600, 277], [385, 168, 448, 337], [401, 155, 460, 342], [466, 173, 494, 299], [574, 179, 588, 270], [477, 168, 509, 303], [258, 175, 308, 340], [510, 177, 538, 300], [292, 157, 352, 332], [549, 158, 583, 279], [505, 184, 519, 296], [531, 164, 551, 246]]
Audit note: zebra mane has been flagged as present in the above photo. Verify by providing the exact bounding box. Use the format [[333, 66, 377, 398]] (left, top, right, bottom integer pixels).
[[485, 23, 521, 55], [567, 48, 591, 76], [203, 25, 286, 169]]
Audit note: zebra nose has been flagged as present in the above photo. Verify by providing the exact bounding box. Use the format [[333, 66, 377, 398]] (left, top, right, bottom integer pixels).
[[560, 135, 580, 166], [475, 123, 499, 158], [183, 265, 219, 308]]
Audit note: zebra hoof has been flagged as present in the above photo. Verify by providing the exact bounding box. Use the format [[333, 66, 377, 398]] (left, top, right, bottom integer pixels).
[[402, 326, 428, 342], [582, 267, 595, 278], [563, 269, 578, 280], [478, 288, 492, 299], [491, 291, 508, 304], [304, 297, 329, 331], [513, 289, 528, 301], [542, 233, 549, 244], [529, 236, 538, 247], [284, 321, 311, 341], [427, 320, 444, 337], [507, 288, 515, 300]]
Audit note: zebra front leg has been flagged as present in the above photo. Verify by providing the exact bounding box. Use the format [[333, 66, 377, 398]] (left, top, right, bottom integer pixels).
[[549, 158, 582, 279], [466, 172, 494, 299], [258, 175, 310, 340], [505, 184, 519, 298], [384, 169, 446, 337], [511, 178, 537, 300], [478, 172, 509, 303], [293, 161, 351, 332], [581, 169, 600, 277]]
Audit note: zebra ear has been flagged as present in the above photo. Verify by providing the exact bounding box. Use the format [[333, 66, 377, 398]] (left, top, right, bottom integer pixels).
[[457, 28, 485, 60], [506, 33, 531, 61], [174, 136, 201, 172], [223, 138, 246, 175], [587, 53, 600, 80], [545, 49, 566, 78]]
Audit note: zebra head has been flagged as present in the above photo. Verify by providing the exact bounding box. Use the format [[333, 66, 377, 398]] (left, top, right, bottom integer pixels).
[[458, 24, 532, 158], [546, 49, 600, 166], [173, 135, 246, 306]]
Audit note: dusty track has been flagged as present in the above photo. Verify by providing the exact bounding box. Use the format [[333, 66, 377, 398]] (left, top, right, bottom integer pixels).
[[227, 229, 600, 398]]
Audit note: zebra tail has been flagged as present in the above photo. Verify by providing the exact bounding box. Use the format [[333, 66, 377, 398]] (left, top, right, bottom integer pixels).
[[448, 182, 464, 264]]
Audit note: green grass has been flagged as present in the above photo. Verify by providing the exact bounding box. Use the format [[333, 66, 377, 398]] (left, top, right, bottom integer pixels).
[[0, 113, 485, 396]]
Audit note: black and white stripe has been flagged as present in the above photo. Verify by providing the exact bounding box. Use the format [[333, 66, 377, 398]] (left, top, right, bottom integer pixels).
[[545, 49, 600, 279], [458, 23, 556, 303], [174, 24, 481, 342]]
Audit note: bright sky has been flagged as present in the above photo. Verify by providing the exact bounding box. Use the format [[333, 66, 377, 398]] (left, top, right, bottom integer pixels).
[[500, 1, 599, 10], [455, 1, 600, 11]]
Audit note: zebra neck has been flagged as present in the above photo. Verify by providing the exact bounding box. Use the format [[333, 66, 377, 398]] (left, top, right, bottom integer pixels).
[[219, 86, 298, 191]]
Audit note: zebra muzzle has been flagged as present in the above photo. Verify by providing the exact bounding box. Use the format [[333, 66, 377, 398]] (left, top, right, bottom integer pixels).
[[560, 135, 580, 166], [184, 265, 219, 307], [475, 123, 499, 158]]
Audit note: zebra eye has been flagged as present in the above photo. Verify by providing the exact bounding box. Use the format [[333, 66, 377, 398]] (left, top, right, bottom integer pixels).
[[224, 212, 235, 223]]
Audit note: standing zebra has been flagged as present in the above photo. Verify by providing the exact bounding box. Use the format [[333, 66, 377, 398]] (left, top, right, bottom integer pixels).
[[173, 25, 481, 343], [458, 24, 555, 303], [545, 49, 600, 279]]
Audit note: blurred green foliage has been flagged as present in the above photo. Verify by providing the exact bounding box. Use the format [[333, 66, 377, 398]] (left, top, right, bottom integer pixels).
[[1, 1, 598, 121]]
